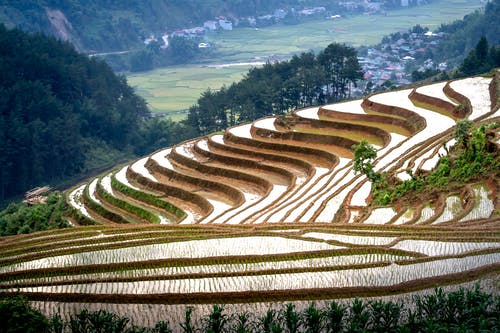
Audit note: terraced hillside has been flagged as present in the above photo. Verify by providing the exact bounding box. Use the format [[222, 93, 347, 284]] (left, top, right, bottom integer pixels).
[[1, 73, 499, 327]]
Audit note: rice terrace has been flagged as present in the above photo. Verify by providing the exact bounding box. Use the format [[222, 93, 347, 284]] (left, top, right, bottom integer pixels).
[[1, 71, 499, 327]]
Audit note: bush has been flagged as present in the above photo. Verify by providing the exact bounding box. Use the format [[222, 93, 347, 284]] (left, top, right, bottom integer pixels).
[[0, 192, 69, 236], [372, 122, 499, 206], [0, 294, 50, 333]]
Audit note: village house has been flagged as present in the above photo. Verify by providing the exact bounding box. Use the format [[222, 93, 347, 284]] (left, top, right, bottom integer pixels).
[[218, 18, 233, 30], [273, 9, 287, 20], [143, 34, 156, 45], [161, 33, 169, 48], [171, 27, 206, 38], [203, 20, 218, 31], [298, 7, 326, 16]]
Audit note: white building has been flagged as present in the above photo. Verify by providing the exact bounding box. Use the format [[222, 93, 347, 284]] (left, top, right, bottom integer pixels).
[[161, 34, 169, 49], [219, 19, 233, 30], [203, 20, 218, 31]]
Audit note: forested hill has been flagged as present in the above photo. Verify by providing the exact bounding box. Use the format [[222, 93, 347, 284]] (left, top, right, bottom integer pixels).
[[432, 0, 500, 66], [0, 25, 151, 201], [0, 0, 427, 53], [0, 0, 328, 52]]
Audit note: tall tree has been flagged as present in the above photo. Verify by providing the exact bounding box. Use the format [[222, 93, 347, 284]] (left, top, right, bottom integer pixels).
[[317, 43, 363, 102]]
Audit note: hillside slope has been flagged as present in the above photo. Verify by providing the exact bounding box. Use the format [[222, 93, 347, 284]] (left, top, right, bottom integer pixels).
[[0, 71, 498, 326], [0, 25, 149, 201], [0, 0, 348, 53]]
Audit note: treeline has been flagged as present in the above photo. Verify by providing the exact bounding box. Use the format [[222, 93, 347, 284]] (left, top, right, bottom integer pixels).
[[433, 0, 500, 67], [184, 43, 363, 135], [0, 25, 194, 202], [1, 286, 499, 332], [459, 36, 500, 77]]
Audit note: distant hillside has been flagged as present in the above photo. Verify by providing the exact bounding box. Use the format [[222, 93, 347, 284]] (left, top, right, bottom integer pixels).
[[0, 25, 150, 201], [0, 0, 326, 52], [0, 0, 432, 53], [433, 0, 499, 66]]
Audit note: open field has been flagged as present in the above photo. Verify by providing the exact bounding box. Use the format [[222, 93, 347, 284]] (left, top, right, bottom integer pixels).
[[127, 64, 254, 121], [1, 70, 499, 327], [127, 0, 485, 117]]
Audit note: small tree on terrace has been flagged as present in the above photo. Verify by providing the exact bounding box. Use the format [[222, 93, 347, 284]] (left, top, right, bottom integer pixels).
[[454, 119, 473, 150], [352, 140, 381, 183]]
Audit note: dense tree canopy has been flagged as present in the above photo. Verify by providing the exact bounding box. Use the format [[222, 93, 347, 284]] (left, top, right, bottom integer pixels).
[[0, 25, 151, 201], [459, 36, 500, 76], [434, 0, 500, 66]]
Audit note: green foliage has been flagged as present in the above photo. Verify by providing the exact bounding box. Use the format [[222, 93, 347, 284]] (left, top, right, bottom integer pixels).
[[369, 300, 401, 333], [167, 37, 201, 65], [372, 122, 499, 206], [154, 321, 173, 333], [459, 36, 500, 76], [282, 303, 301, 333], [180, 307, 196, 333], [302, 303, 323, 333], [128, 37, 203, 72], [258, 309, 283, 333], [204, 305, 229, 333], [434, 0, 500, 67], [69, 309, 130, 333], [96, 182, 159, 223], [352, 140, 381, 183], [0, 0, 338, 53], [0, 192, 69, 236], [138, 117, 199, 154], [325, 301, 347, 332], [348, 299, 370, 332], [0, 25, 150, 201], [410, 285, 499, 332], [130, 50, 155, 73], [0, 294, 50, 333], [449, 122, 499, 182], [82, 185, 130, 224], [411, 69, 442, 82], [49, 313, 64, 333], [317, 43, 364, 102], [111, 176, 186, 220], [233, 312, 253, 333], [0, 286, 499, 332]]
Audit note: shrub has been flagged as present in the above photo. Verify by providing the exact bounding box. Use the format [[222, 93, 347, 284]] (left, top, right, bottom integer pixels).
[[0, 294, 50, 333]]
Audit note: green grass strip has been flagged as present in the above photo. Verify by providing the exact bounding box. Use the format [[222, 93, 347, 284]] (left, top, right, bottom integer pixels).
[[111, 176, 186, 220], [82, 183, 131, 224], [96, 181, 159, 224]]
